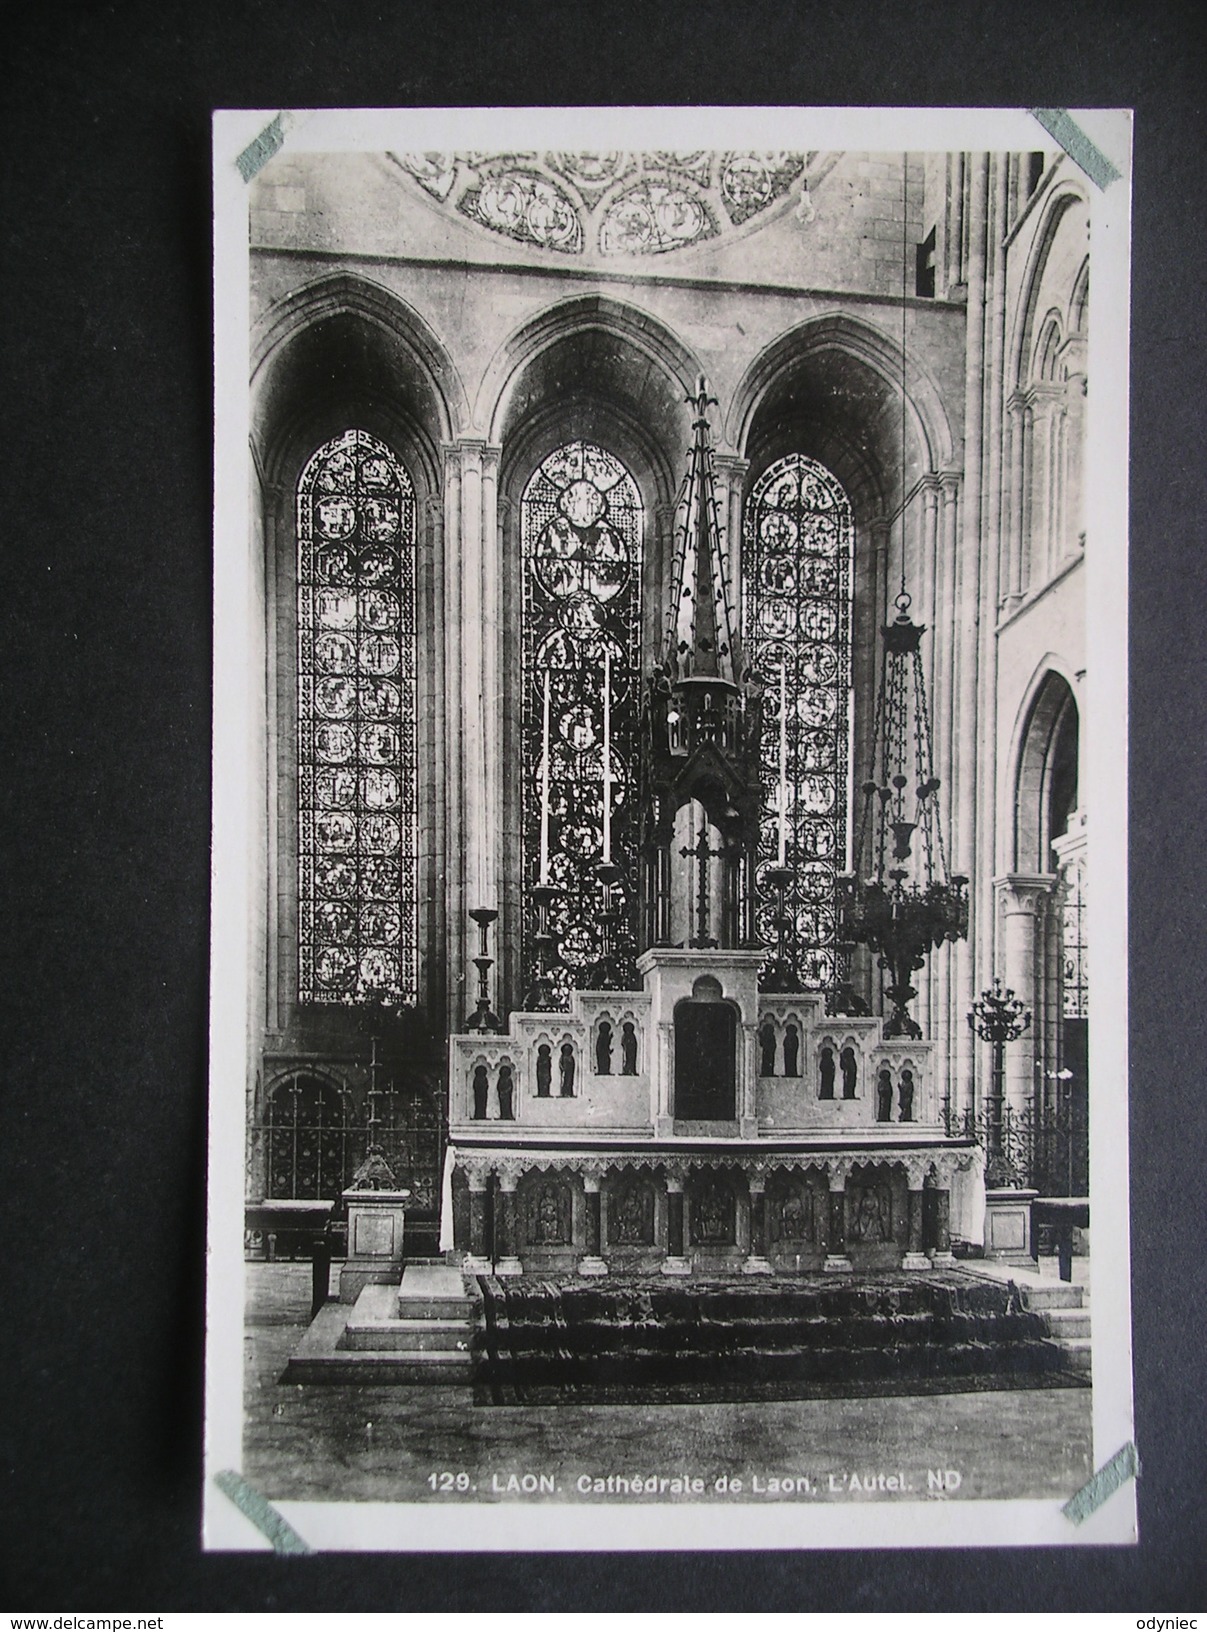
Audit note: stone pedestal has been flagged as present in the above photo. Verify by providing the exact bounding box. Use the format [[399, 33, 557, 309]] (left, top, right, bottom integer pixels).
[[493, 1173, 523, 1276], [823, 1182, 853, 1273], [339, 1188, 410, 1303], [902, 1186, 930, 1270], [929, 1185, 955, 1266], [984, 1187, 1038, 1260], [462, 1176, 491, 1272], [742, 1182, 772, 1274], [662, 1181, 690, 1274], [578, 1181, 608, 1276]]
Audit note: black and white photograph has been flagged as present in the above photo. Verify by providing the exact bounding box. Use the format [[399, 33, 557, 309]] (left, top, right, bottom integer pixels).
[[206, 106, 1134, 1552]]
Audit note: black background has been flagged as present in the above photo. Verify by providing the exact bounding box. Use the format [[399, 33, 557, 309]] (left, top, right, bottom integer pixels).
[[2, 0, 1204, 1609]]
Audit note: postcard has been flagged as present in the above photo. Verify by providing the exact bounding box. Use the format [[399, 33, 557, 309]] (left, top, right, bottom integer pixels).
[[206, 105, 1134, 1552]]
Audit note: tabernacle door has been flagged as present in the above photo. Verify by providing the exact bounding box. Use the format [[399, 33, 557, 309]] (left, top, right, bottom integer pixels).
[[673, 1000, 737, 1120]]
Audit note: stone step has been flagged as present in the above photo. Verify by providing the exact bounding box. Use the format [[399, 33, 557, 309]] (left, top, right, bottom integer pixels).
[[397, 1296, 477, 1320], [1053, 1336, 1092, 1375], [400, 1262, 473, 1296], [1042, 1306, 1091, 1339], [396, 1262, 478, 1320], [286, 1348, 475, 1384], [342, 1318, 475, 1353], [1022, 1282, 1085, 1310]]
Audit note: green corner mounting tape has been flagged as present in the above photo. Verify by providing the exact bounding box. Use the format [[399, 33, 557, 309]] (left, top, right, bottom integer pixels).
[[236, 115, 285, 184], [214, 1468, 312, 1553], [1029, 109, 1122, 191], [1062, 1440, 1140, 1524]]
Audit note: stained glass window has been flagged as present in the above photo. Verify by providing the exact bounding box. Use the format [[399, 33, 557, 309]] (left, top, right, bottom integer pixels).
[[521, 442, 644, 1004], [742, 455, 854, 988], [265, 1074, 350, 1200], [297, 430, 418, 1005], [1059, 854, 1088, 1020]]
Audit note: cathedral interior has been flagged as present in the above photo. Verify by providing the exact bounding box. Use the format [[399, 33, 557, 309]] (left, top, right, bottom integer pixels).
[[241, 146, 1090, 1285]]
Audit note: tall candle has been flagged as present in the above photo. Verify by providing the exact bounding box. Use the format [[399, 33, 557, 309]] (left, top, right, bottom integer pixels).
[[602, 648, 612, 865], [777, 660, 788, 867], [539, 669, 551, 884]]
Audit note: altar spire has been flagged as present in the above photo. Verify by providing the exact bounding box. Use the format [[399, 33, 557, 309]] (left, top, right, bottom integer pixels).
[[641, 381, 763, 953], [666, 377, 739, 686]]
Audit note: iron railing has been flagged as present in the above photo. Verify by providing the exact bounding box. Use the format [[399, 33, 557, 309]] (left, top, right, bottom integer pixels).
[[942, 1098, 1088, 1197]]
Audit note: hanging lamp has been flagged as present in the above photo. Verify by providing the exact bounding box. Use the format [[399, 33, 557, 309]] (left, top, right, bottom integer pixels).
[[837, 153, 968, 1037]]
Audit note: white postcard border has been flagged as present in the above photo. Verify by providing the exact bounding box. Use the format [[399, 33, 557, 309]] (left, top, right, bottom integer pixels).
[[206, 104, 1135, 1553]]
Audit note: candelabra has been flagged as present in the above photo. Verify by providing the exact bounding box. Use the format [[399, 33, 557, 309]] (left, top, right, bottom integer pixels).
[[523, 882, 560, 1010], [587, 860, 629, 989], [826, 933, 871, 1017], [968, 978, 1031, 1188], [760, 864, 802, 992], [840, 595, 969, 1038], [465, 907, 502, 1032]]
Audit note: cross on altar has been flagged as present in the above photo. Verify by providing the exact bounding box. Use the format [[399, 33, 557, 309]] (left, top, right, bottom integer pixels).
[[680, 819, 728, 948]]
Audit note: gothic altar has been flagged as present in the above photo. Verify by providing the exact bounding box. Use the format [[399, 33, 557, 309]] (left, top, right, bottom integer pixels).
[[441, 385, 981, 1276]]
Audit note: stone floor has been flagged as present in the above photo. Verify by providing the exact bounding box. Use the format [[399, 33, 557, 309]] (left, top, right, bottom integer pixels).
[[242, 1264, 1093, 1507]]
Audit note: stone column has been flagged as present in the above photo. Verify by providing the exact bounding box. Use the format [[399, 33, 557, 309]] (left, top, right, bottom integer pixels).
[[423, 493, 447, 1020], [738, 1019, 759, 1138], [929, 1184, 955, 1267], [742, 1174, 772, 1275], [995, 874, 1055, 1120], [1061, 344, 1087, 556], [931, 472, 961, 1110], [662, 1174, 690, 1275], [578, 1172, 607, 1277], [1023, 385, 1063, 587], [464, 1170, 491, 1273], [647, 500, 678, 664], [445, 439, 503, 1013], [441, 446, 466, 1031], [654, 1019, 674, 1136], [712, 454, 750, 621], [1004, 393, 1027, 604], [951, 155, 988, 1119], [902, 1180, 930, 1270], [494, 1169, 522, 1276], [823, 1170, 852, 1273], [479, 441, 503, 917]]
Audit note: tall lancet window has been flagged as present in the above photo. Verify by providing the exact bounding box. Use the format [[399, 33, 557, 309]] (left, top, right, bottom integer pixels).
[[521, 442, 644, 1004], [297, 430, 418, 1005], [742, 455, 854, 988]]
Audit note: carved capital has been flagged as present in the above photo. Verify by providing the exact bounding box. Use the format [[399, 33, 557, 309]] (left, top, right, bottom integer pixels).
[[711, 453, 750, 486], [994, 872, 1056, 917], [904, 1156, 929, 1190], [826, 1158, 851, 1192]]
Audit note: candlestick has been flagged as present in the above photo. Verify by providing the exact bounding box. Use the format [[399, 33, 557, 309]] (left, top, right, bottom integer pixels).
[[539, 669, 551, 885], [762, 863, 802, 993], [465, 907, 502, 1032], [777, 660, 788, 867], [601, 647, 612, 866]]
